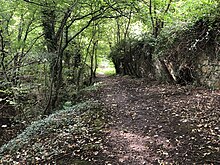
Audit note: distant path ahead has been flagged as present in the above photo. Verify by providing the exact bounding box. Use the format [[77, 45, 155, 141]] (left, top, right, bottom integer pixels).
[[95, 76, 220, 164]]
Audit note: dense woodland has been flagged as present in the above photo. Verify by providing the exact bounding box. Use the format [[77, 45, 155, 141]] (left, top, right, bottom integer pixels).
[[0, 0, 220, 164]]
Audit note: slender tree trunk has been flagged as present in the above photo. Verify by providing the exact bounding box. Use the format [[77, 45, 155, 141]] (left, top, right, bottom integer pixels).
[[42, 7, 63, 115], [0, 30, 10, 82], [93, 43, 98, 78], [90, 40, 98, 84], [148, 0, 173, 78]]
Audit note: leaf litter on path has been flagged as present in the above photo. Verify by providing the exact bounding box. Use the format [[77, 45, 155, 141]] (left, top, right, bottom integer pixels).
[[95, 76, 220, 165], [0, 76, 219, 165]]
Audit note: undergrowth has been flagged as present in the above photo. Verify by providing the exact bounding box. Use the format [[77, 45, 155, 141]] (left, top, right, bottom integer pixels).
[[0, 101, 106, 164]]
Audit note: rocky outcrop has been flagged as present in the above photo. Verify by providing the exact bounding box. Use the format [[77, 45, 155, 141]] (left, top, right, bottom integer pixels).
[[156, 18, 220, 89], [198, 54, 220, 88]]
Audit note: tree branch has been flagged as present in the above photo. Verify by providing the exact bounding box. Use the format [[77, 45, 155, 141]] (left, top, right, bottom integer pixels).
[[0, 31, 10, 82], [164, 0, 173, 14], [149, 0, 155, 32], [55, 1, 78, 41], [61, 5, 114, 53], [23, 33, 44, 56], [61, 16, 95, 53], [23, 0, 46, 7]]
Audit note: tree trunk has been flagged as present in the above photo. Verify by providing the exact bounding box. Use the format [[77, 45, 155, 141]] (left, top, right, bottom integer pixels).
[[42, 8, 63, 115]]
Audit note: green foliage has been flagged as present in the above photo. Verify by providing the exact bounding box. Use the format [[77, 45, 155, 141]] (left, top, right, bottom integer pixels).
[[156, 14, 220, 58], [80, 82, 102, 93], [0, 101, 105, 163], [154, 14, 220, 86], [0, 0, 219, 149], [109, 37, 154, 77], [0, 0, 219, 163], [97, 67, 116, 76]]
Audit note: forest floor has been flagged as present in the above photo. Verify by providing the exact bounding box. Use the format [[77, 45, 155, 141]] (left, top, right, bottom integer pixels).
[[0, 76, 220, 164], [93, 76, 220, 164]]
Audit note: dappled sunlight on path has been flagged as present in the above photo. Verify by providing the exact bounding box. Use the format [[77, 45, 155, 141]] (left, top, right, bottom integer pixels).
[[105, 128, 175, 164], [95, 76, 220, 164]]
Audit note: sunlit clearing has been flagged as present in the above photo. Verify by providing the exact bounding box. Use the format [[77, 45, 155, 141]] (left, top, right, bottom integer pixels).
[[97, 59, 115, 76], [130, 21, 144, 37]]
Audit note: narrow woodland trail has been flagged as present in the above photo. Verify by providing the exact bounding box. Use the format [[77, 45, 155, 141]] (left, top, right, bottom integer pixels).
[[94, 76, 220, 165]]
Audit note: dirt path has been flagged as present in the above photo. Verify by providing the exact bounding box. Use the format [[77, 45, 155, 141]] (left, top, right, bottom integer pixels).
[[94, 76, 220, 165]]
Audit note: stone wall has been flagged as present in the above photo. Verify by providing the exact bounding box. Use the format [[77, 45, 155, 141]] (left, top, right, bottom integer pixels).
[[155, 54, 220, 89], [155, 17, 220, 89], [198, 54, 220, 89]]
